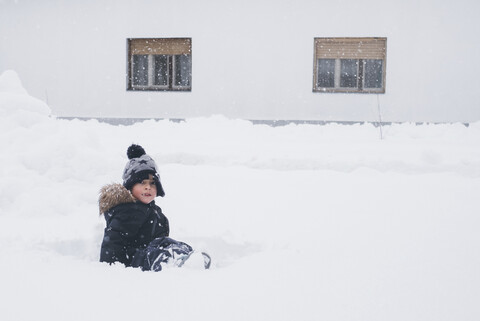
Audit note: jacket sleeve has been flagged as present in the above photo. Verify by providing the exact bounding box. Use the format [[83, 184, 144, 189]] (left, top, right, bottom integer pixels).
[[100, 227, 128, 264], [100, 208, 146, 265], [153, 207, 170, 239]]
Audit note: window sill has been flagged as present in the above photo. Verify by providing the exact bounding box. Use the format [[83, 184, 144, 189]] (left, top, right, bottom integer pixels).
[[127, 87, 191, 92], [313, 88, 385, 94]]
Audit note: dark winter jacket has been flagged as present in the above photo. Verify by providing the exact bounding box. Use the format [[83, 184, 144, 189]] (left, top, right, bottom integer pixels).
[[99, 183, 170, 266]]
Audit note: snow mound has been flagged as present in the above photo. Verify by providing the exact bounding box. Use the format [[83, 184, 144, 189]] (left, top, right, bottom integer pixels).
[[0, 70, 51, 127], [0, 70, 29, 95], [0, 69, 479, 321]]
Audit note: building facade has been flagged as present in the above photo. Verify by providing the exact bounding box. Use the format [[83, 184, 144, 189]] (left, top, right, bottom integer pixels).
[[1, 0, 479, 123]]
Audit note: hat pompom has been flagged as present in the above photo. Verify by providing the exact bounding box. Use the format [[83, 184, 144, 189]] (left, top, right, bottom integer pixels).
[[127, 144, 146, 159]]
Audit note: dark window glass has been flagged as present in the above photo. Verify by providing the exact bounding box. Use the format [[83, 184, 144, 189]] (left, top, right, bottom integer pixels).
[[340, 59, 358, 88], [174, 54, 191, 87], [154, 55, 169, 86], [317, 59, 335, 88], [132, 55, 149, 86], [364, 59, 383, 88]]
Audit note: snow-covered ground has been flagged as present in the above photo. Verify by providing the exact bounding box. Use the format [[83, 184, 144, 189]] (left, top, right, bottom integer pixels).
[[1, 70, 479, 321]]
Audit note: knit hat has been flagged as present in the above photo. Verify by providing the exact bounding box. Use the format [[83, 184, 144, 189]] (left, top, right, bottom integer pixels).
[[122, 144, 165, 197]]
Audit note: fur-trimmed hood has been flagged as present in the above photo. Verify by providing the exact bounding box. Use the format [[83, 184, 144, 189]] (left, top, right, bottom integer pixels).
[[98, 183, 136, 215]]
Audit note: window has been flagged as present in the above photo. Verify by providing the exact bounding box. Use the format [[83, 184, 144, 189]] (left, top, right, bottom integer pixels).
[[127, 38, 192, 91], [313, 37, 386, 93]]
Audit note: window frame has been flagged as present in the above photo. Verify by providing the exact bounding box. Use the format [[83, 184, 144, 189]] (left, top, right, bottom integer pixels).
[[127, 38, 192, 92], [313, 37, 387, 94]]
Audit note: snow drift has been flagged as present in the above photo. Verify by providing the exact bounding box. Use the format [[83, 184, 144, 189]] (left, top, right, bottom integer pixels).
[[0, 71, 479, 321]]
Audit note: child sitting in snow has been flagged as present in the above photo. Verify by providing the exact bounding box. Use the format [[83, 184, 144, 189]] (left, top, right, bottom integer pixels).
[[99, 144, 210, 271]]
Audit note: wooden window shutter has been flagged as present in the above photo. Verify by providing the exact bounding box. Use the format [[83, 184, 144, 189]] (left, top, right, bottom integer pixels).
[[129, 38, 192, 55], [315, 37, 386, 59]]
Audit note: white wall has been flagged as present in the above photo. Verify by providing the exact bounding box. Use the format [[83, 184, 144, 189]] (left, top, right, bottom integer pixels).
[[1, 0, 479, 122]]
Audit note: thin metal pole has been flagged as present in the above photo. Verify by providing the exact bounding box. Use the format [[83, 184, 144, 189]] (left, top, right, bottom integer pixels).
[[377, 94, 384, 140]]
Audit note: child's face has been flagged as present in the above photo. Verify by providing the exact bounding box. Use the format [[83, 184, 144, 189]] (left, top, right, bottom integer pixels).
[[131, 175, 157, 204]]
